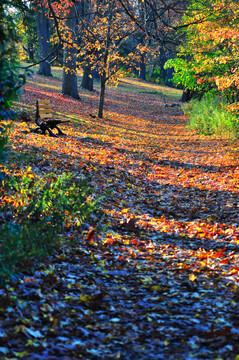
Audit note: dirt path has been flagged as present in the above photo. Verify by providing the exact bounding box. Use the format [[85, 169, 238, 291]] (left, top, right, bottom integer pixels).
[[1, 75, 239, 359]]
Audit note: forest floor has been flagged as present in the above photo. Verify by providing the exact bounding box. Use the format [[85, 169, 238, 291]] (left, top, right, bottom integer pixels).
[[1, 69, 239, 360]]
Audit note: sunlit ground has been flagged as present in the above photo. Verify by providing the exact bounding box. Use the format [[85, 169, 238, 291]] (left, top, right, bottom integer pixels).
[[6, 70, 239, 288], [0, 66, 238, 359]]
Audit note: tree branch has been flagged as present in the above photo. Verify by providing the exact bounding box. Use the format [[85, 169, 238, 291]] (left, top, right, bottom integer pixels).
[[19, 43, 61, 69]]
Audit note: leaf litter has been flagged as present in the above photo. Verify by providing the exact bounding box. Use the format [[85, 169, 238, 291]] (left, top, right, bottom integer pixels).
[[1, 74, 239, 359]]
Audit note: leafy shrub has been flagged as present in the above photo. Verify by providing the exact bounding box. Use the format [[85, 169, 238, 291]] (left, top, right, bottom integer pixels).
[[0, 2, 30, 163], [0, 70, 29, 162], [0, 123, 9, 162], [0, 170, 99, 283], [184, 97, 239, 138], [164, 0, 239, 108]]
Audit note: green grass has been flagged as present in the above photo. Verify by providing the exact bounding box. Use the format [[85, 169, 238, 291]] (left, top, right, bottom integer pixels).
[[184, 97, 239, 138], [117, 78, 182, 101], [0, 171, 99, 284]]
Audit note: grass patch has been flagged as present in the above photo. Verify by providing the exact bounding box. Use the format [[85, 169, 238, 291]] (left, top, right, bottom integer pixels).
[[0, 169, 99, 284], [118, 78, 182, 101], [184, 98, 239, 138]]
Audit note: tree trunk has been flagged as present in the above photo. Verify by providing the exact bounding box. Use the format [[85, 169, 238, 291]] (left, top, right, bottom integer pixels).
[[159, 47, 167, 82], [25, 43, 35, 62], [81, 0, 94, 91], [62, 4, 80, 99], [165, 60, 174, 87], [160, 47, 174, 87], [97, 0, 114, 118], [98, 73, 106, 118], [93, 68, 100, 80], [36, 7, 52, 76], [138, 52, 146, 80], [62, 49, 80, 99], [81, 63, 94, 91], [179, 88, 191, 102]]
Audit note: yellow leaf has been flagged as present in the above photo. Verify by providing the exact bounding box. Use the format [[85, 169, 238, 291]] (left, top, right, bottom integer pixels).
[[121, 208, 129, 214], [80, 293, 91, 303], [151, 285, 161, 291], [189, 274, 197, 282], [98, 260, 105, 267]]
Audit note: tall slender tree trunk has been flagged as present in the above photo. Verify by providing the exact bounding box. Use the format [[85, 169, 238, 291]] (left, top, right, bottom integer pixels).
[[98, 72, 106, 118], [25, 43, 35, 62], [62, 4, 80, 99], [165, 50, 174, 87], [81, 0, 94, 91], [137, 1, 147, 80], [159, 46, 167, 82], [97, 0, 114, 118], [160, 47, 174, 87], [36, 7, 52, 76], [138, 52, 146, 80]]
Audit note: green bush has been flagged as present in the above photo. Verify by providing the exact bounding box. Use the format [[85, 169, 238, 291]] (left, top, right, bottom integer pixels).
[[0, 171, 99, 283], [0, 123, 9, 163], [0, 2, 30, 167], [184, 97, 239, 138]]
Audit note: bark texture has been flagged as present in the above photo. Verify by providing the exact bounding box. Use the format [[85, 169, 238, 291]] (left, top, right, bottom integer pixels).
[[81, 63, 94, 91], [62, 4, 80, 99], [36, 8, 52, 77]]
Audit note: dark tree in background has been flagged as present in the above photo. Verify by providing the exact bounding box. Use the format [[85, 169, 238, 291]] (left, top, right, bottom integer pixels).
[[21, 5, 38, 63], [36, 2, 52, 76], [80, 0, 95, 91], [81, 63, 94, 91], [119, 0, 187, 85], [62, 2, 81, 99]]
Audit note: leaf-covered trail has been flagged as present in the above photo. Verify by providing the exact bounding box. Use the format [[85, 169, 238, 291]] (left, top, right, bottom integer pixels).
[[1, 75, 239, 359]]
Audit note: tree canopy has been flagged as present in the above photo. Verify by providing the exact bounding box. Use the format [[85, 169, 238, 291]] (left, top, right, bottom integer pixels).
[[165, 0, 239, 111]]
